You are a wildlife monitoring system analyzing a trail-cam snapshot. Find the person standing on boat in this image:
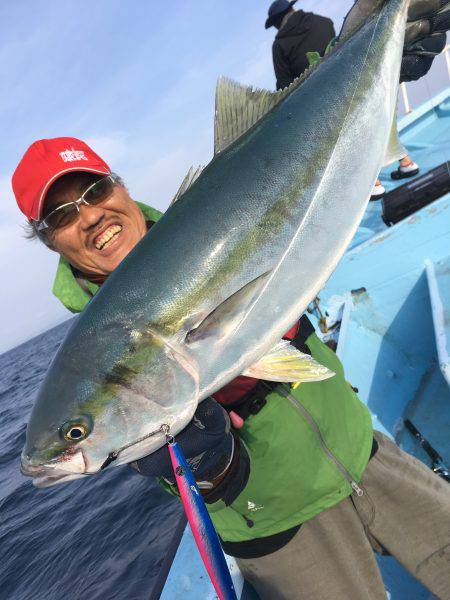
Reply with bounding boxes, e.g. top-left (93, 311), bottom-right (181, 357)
top-left (265, 0), bottom-right (335, 92)
top-left (12, 131), bottom-right (450, 600)
top-left (265, 0), bottom-right (420, 200)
